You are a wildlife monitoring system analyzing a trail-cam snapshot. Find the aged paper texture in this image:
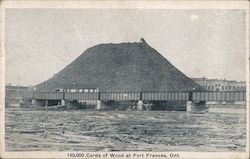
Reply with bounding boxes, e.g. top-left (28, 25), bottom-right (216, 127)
top-left (0, 0), bottom-right (249, 159)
